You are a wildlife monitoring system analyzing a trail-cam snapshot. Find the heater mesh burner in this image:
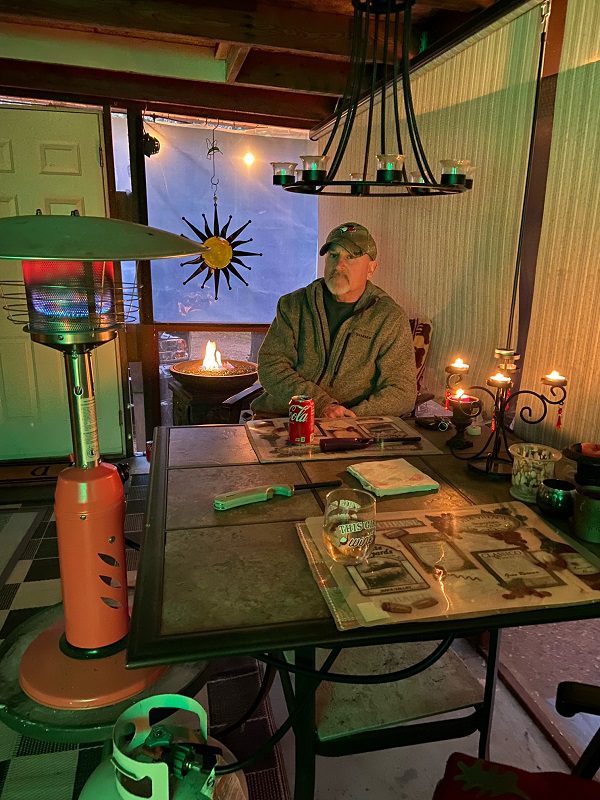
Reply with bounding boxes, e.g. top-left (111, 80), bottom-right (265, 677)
top-left (0, 281), bottom-right (139, 331)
